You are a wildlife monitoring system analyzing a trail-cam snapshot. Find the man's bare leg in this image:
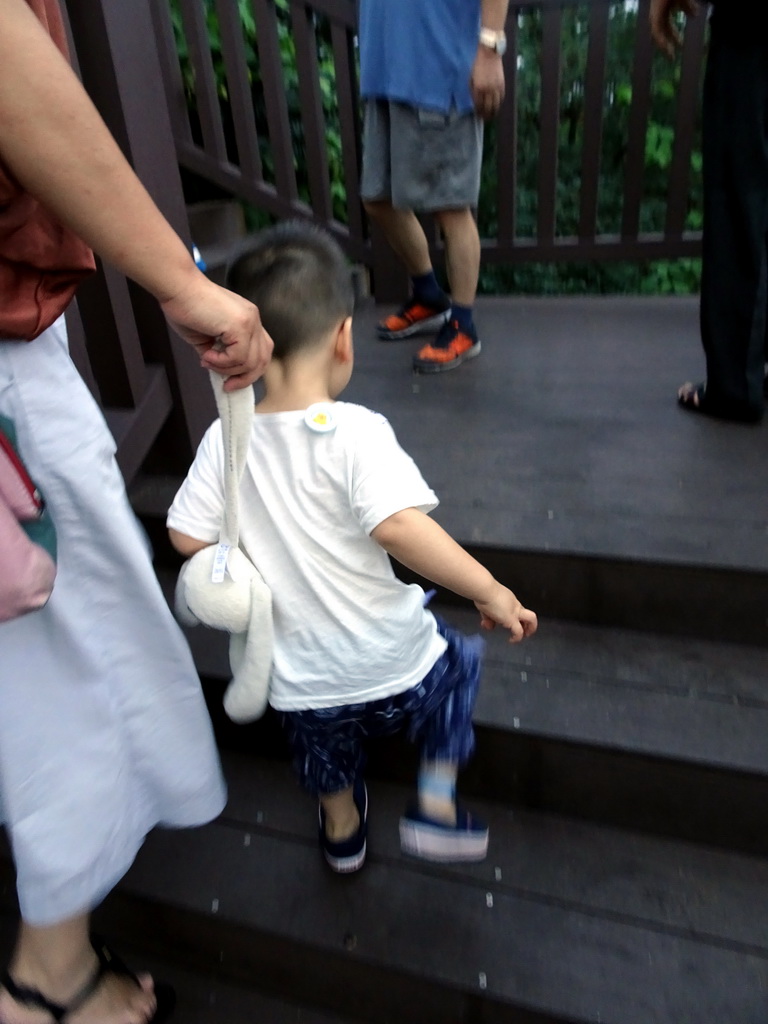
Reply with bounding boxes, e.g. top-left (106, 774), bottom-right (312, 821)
top-left (434, 207), bottom-right (481, 308)
top-left (363, 200), bottom-right (432, 276)
top-left (365, 200), bottom-right (450, 339)
top-left (364, 202), bottom-right (481, 304)
top-left (412, 207), bottom-right (482, 371)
